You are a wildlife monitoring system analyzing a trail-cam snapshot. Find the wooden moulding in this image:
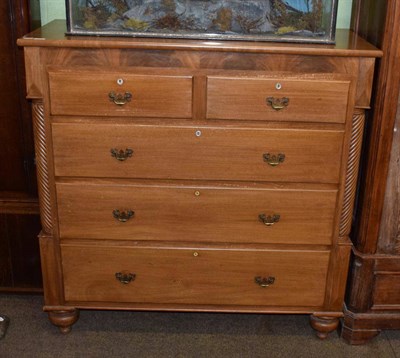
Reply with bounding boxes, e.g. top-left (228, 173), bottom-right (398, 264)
top-left (18, 21), bottom-right (382, 58)
top-left (32, 101), bottom-right (53, 234)
top-left (0, 198), bottom-right (39, 215)
top-left (339, 109), bottom-right (366, 238)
